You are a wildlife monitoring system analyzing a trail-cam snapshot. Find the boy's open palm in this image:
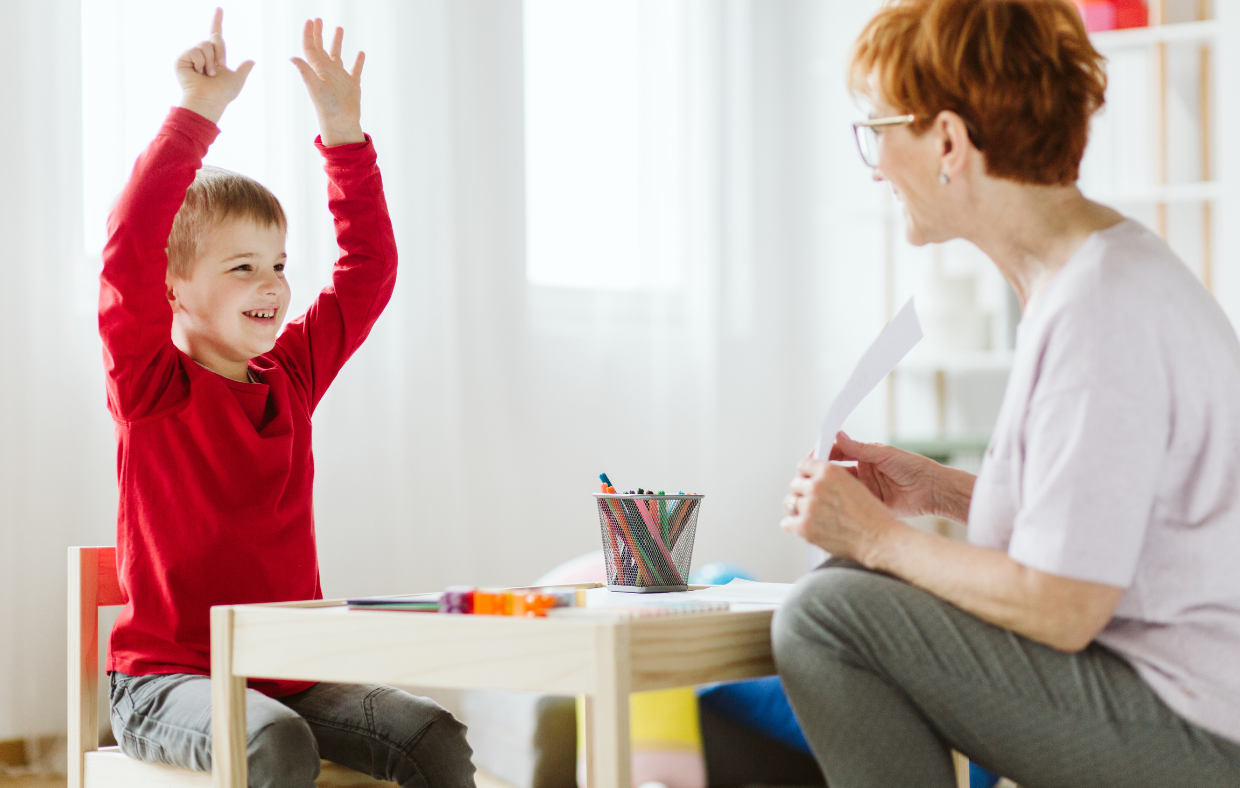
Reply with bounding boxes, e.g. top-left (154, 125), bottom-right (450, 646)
top-left (292, 19), bottom-right (365, 147)
top-left (176, 8), bottom-right (254, 125)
